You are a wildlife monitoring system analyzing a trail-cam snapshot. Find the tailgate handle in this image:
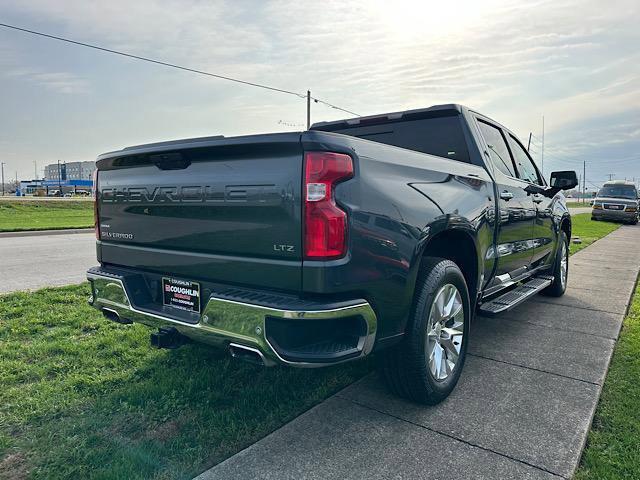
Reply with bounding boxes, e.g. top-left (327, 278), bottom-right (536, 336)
top-left (150, 153), bottom-right (191, 170)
